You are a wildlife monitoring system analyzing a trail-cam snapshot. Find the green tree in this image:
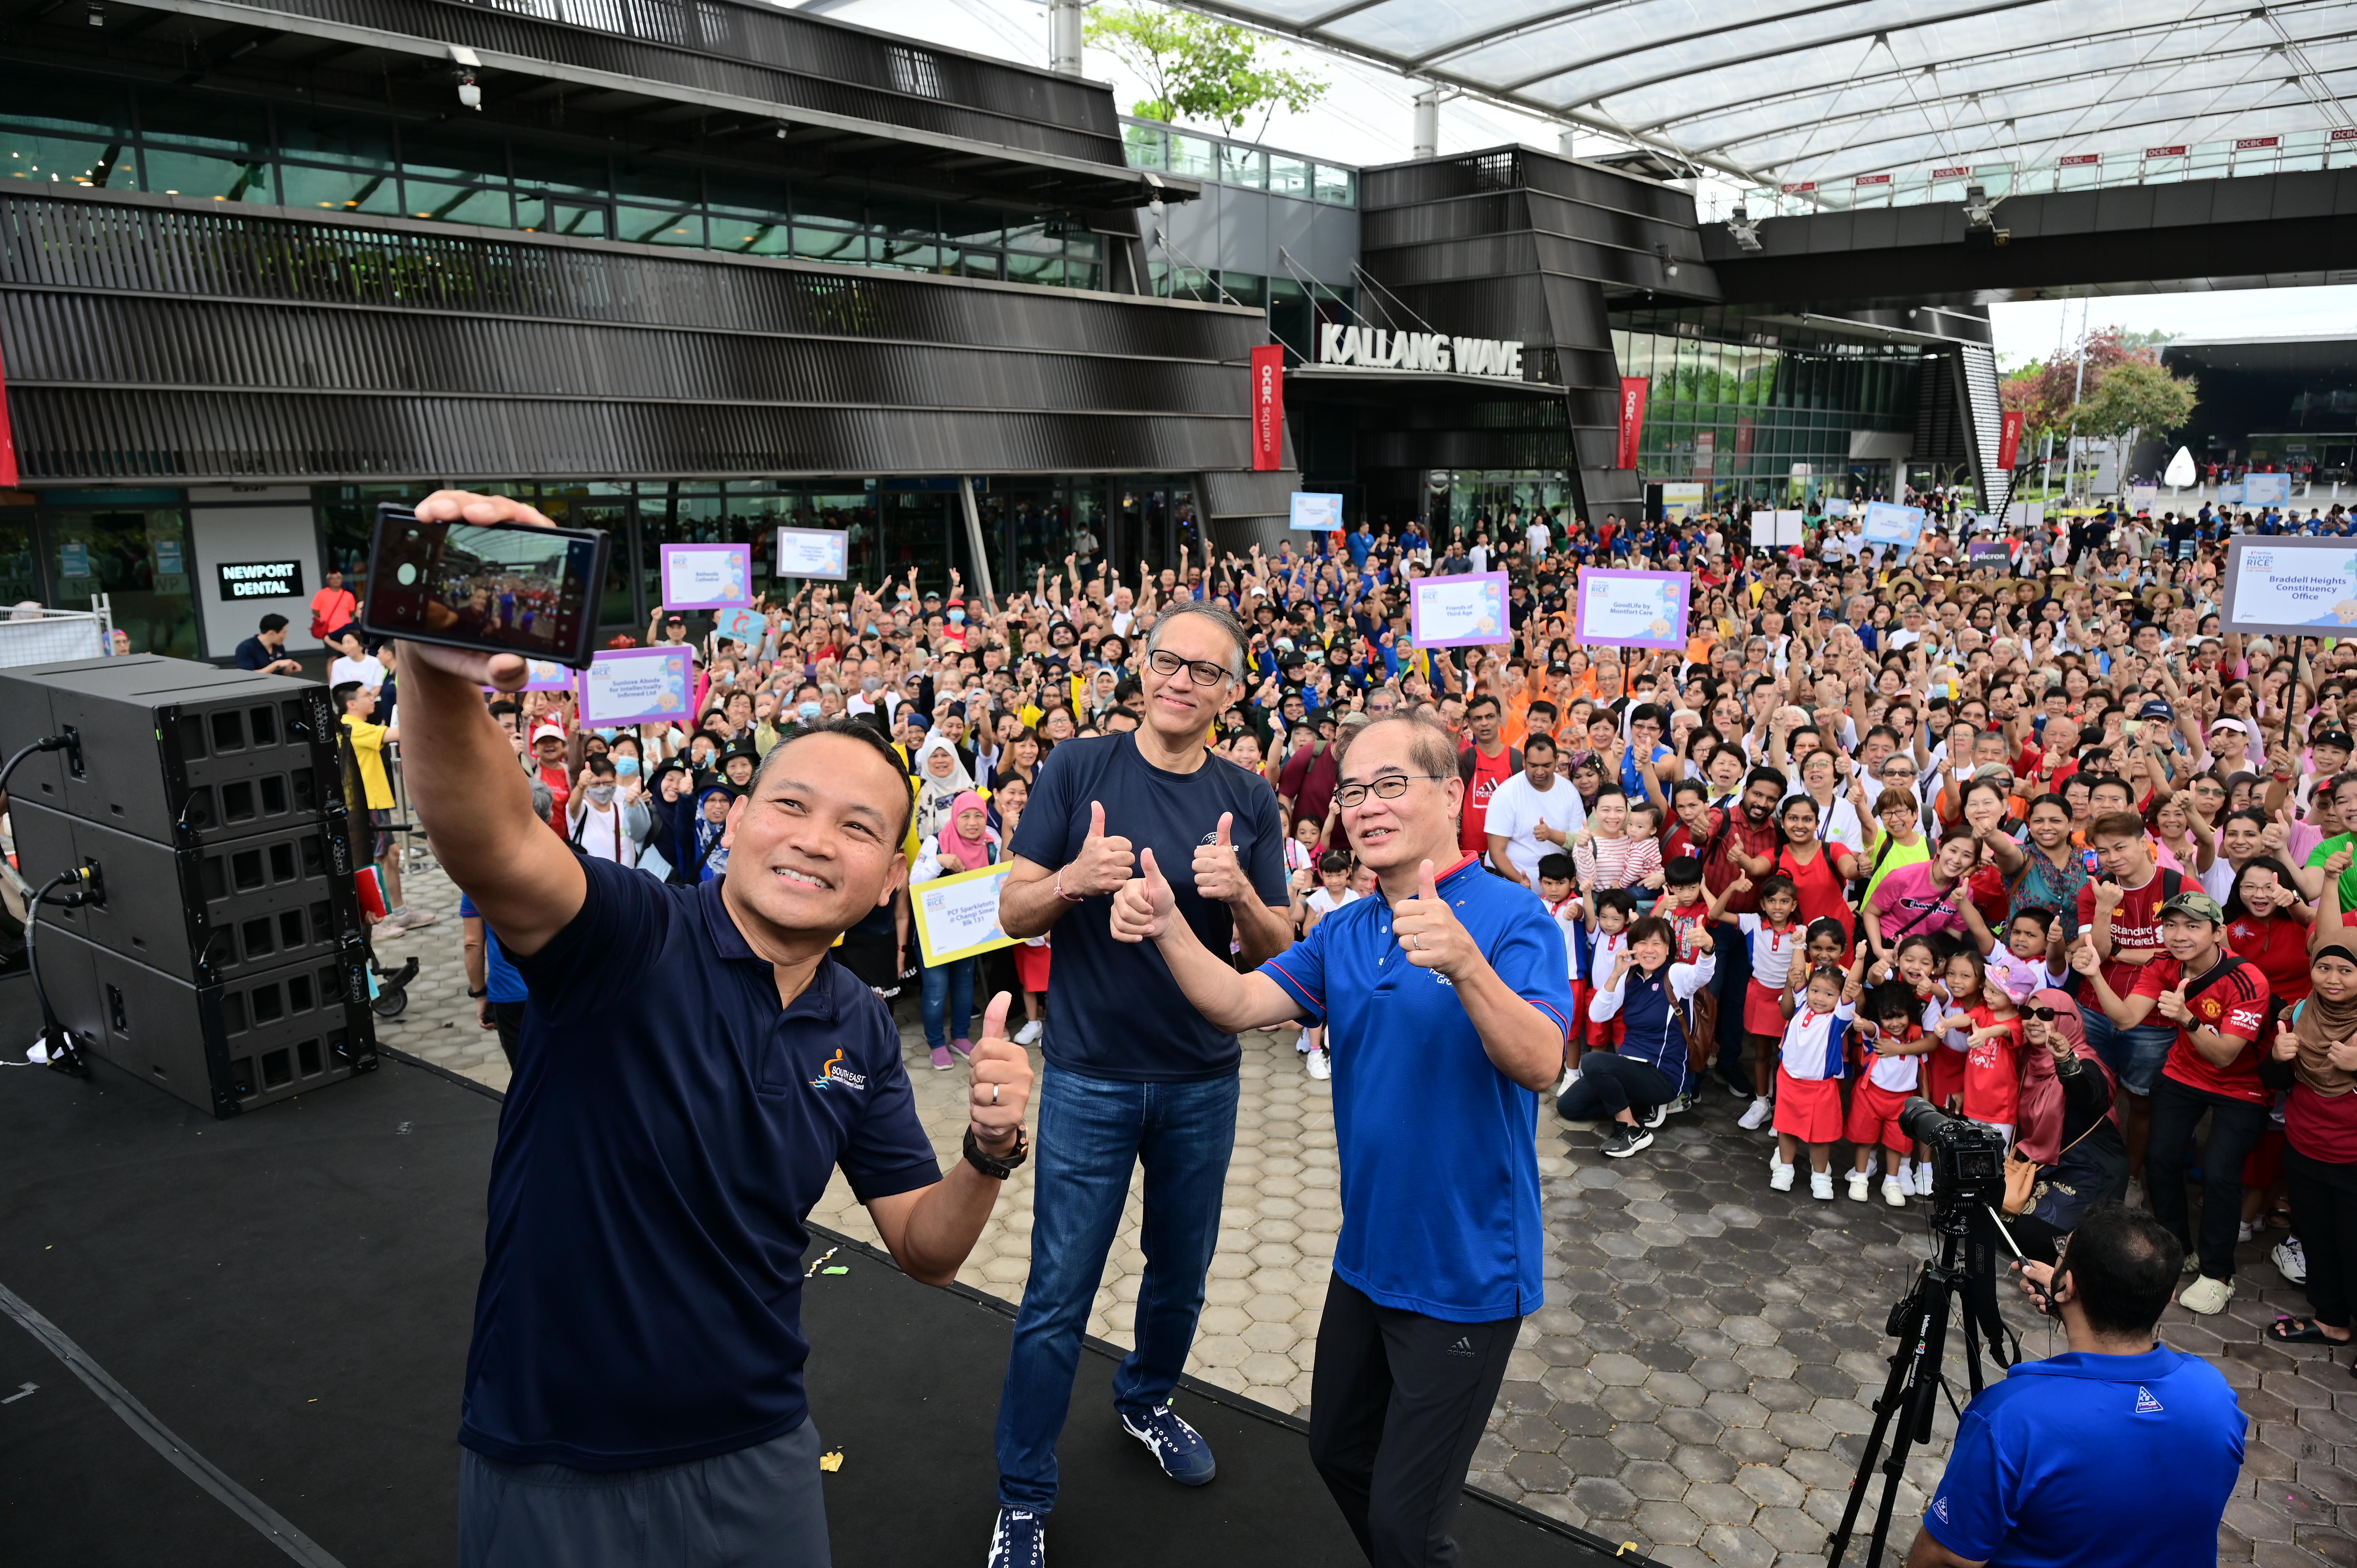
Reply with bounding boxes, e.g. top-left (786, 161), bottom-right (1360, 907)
top-left (1085, 4), bottom-right (1326, 140)
top-left (2075, 357), bottom-right (2197, 443)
